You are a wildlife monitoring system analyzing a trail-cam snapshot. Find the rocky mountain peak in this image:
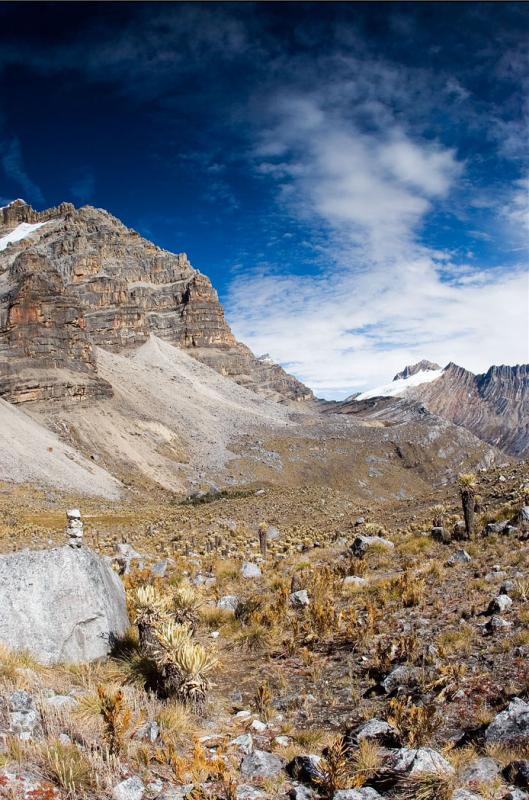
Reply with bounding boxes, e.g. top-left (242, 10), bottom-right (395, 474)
top-left (0, 200), bottom-right (313, 403)
top-left (393, 359), bottom-right (441, 381)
